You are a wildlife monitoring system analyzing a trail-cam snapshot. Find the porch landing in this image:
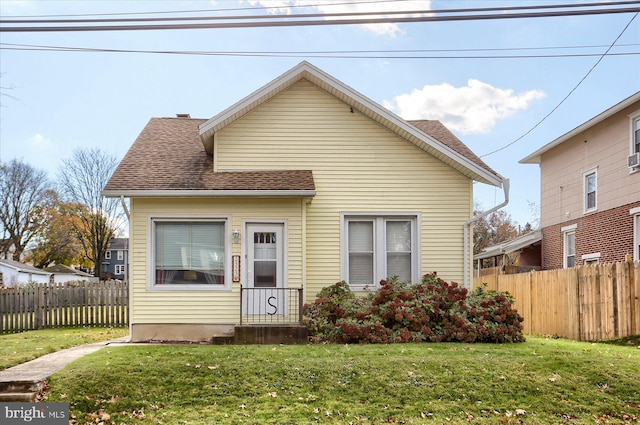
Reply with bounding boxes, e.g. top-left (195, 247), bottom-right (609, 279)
top-left (213, 325), bottom-right (308, 345)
